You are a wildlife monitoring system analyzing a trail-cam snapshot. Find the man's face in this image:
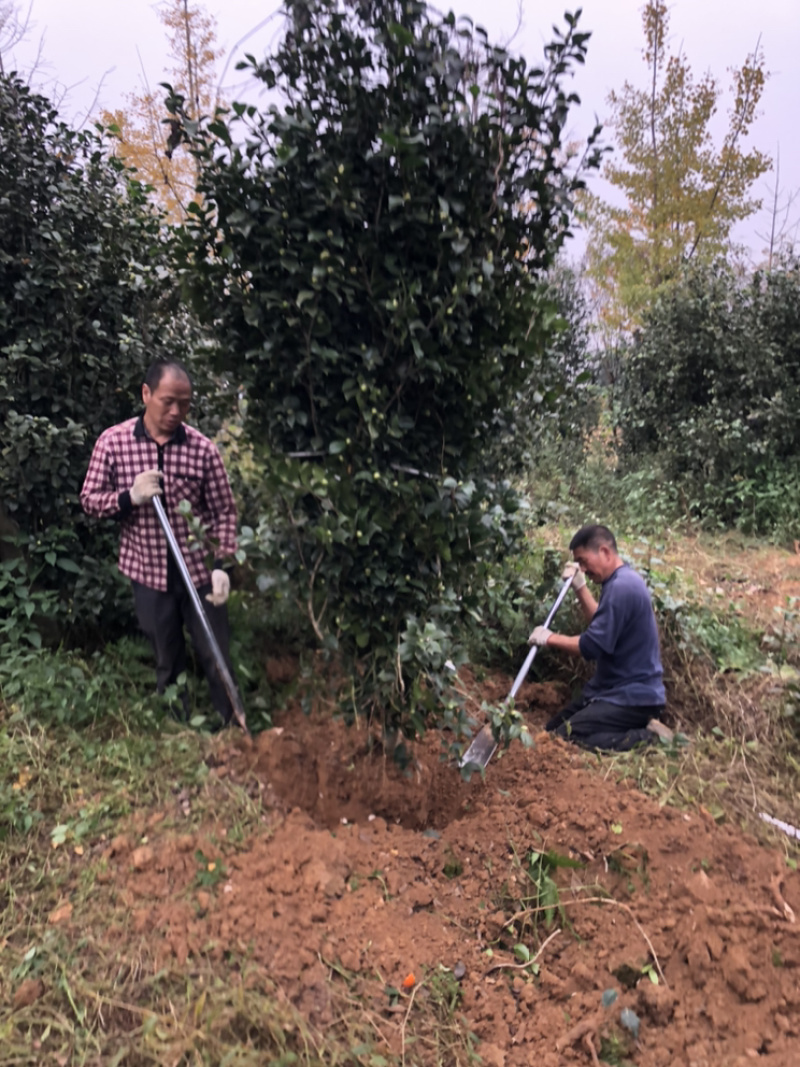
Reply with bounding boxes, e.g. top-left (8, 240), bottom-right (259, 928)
top-left (573, 543), bottom-right (615, 584)
top-left (142, 371), bottom-right (192, 438)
